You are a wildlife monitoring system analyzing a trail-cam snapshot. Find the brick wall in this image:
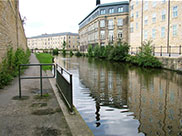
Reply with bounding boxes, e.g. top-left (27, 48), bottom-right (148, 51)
top-left (0, 0), bottom-right (27, 62)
